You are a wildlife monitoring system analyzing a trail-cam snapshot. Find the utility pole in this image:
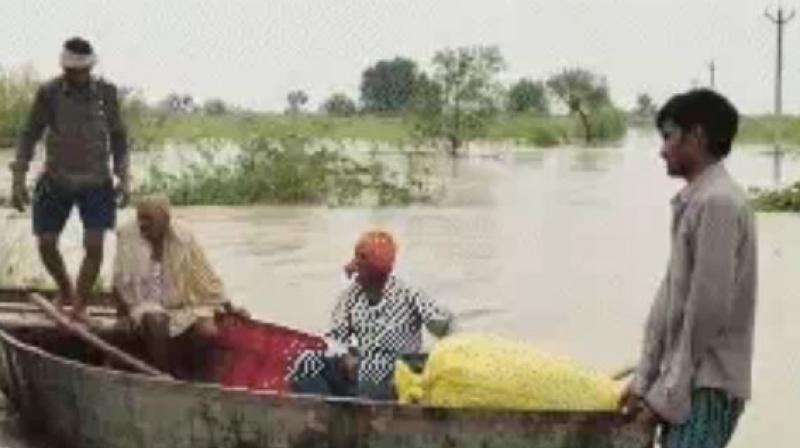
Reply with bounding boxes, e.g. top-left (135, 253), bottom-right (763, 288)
top-left (765, 6), bottom-right (795, 115)
top-left (707, 60), bottom-right (716, 89)
top-left (766, 6), bottom-right (795, 186)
